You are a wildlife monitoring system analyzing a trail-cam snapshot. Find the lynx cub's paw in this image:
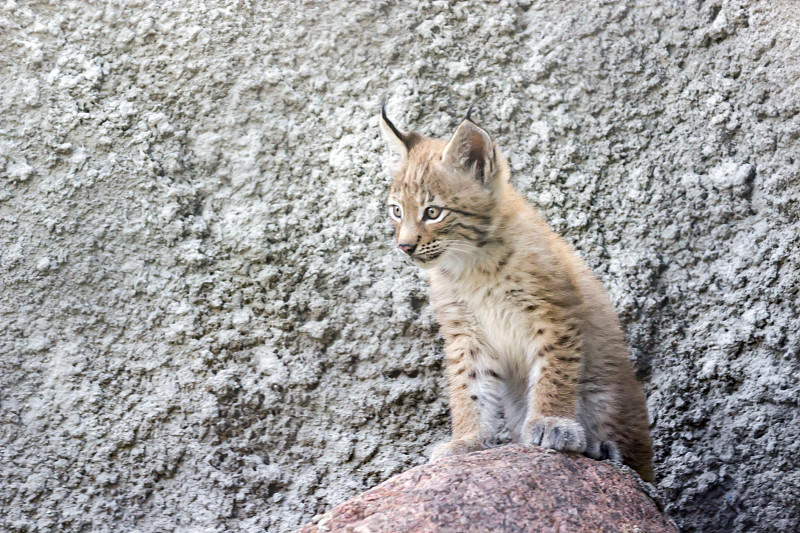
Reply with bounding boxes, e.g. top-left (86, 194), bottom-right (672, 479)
top-left (584, 439), bottom-right (623, 462)
top-left (429, 439), bottom-right (486, 462)
top-left (523, 416), bottom-right (587, 453)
